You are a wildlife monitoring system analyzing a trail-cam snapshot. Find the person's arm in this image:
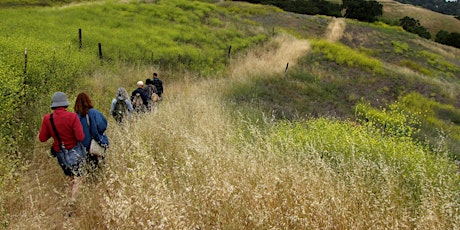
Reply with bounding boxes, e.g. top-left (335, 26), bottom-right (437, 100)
top-left (110, 99), bottom-right (116, 115)
top-left (73, 114), bottom-right (85, 142)
top-left (159, 79), bottom-right (163, 93)
top-left (125, 99), bottom-right (134, 113)
top-left (130, 90), bottom-right (136, 101)
top-left (38, 115), bottom-right (51, 142)
top-left (89, 109), bottom-right (107, 142)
